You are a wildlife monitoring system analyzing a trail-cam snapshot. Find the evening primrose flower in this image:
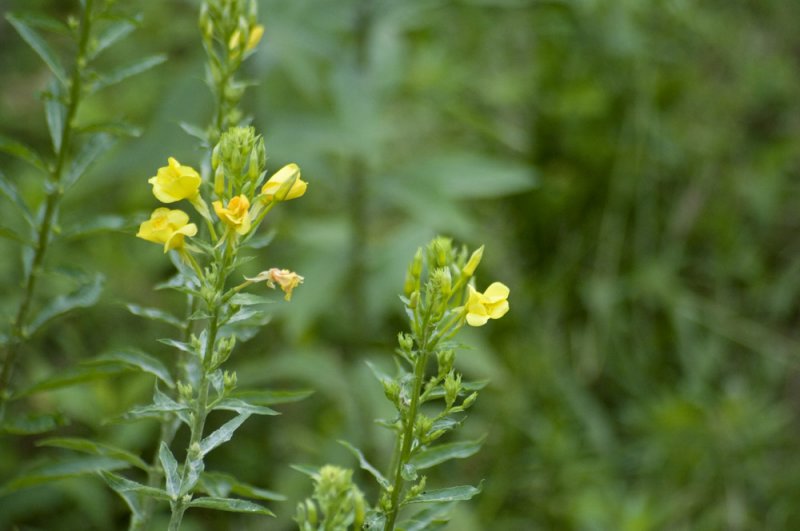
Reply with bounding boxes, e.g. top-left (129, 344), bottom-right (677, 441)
top-left (246, 268), bottom-right (304, 301)
top-left (213, 194), bottom-right (251, 235)
top-left (148, 157), bottom-right (201, 203)
top-left (136, 208), bottom-right (197, 253)
top-left (261, 163), bottom-right (307, 201)
top-left (465, 282), bottom-right (510, 327)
